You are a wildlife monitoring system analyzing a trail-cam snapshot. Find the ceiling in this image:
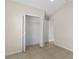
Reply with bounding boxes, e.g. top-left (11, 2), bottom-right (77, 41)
top-left (9, 0), bottom-right (72, 16)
